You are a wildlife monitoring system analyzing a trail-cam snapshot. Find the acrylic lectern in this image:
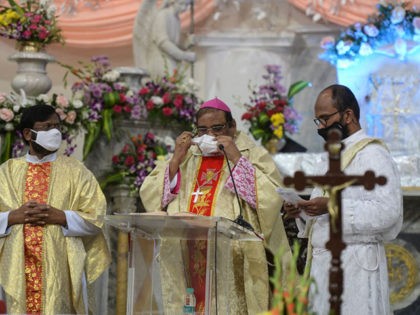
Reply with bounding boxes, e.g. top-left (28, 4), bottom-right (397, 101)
top-left (106, 214), bottom-right (262, 315)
